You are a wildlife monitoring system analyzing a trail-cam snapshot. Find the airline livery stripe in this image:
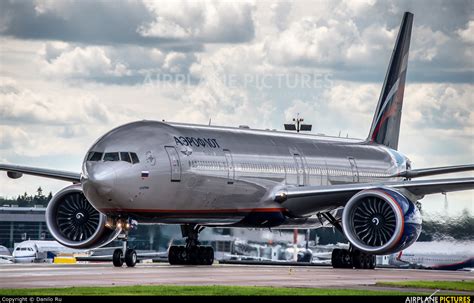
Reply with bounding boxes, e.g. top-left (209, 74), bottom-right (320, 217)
top-left (372, 78), bottom-right (401, 132)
